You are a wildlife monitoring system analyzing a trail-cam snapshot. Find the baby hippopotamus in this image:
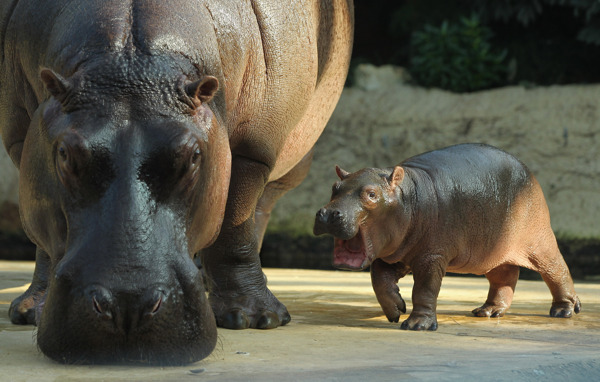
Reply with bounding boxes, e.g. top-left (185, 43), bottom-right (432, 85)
top-left (313, 143), bottom-right (581, 331)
